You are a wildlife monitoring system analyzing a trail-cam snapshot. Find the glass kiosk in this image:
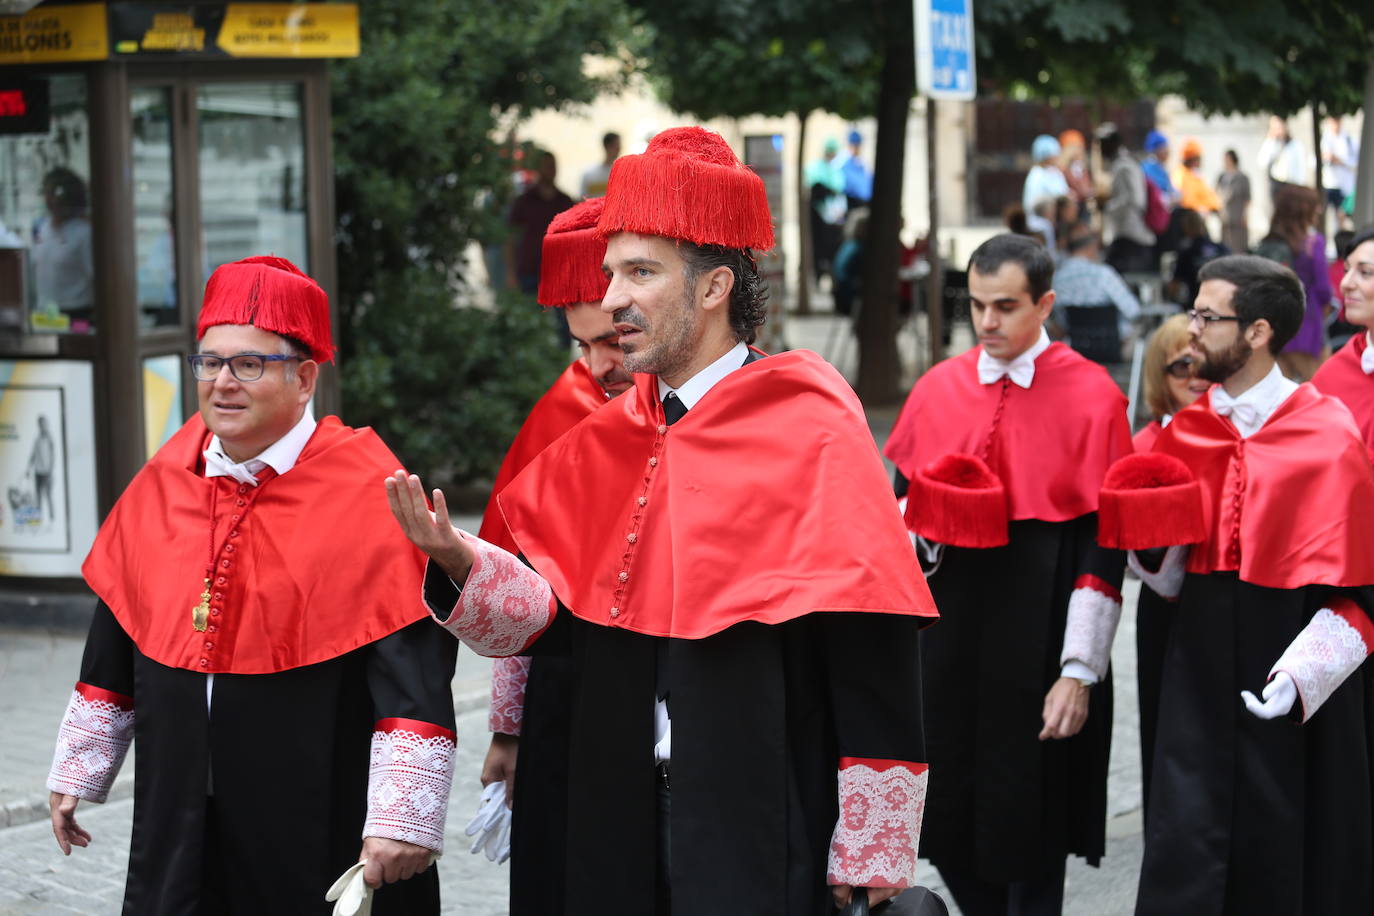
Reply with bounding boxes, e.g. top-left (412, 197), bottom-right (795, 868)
top-left (0, 1), bottom-right (353, 594)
